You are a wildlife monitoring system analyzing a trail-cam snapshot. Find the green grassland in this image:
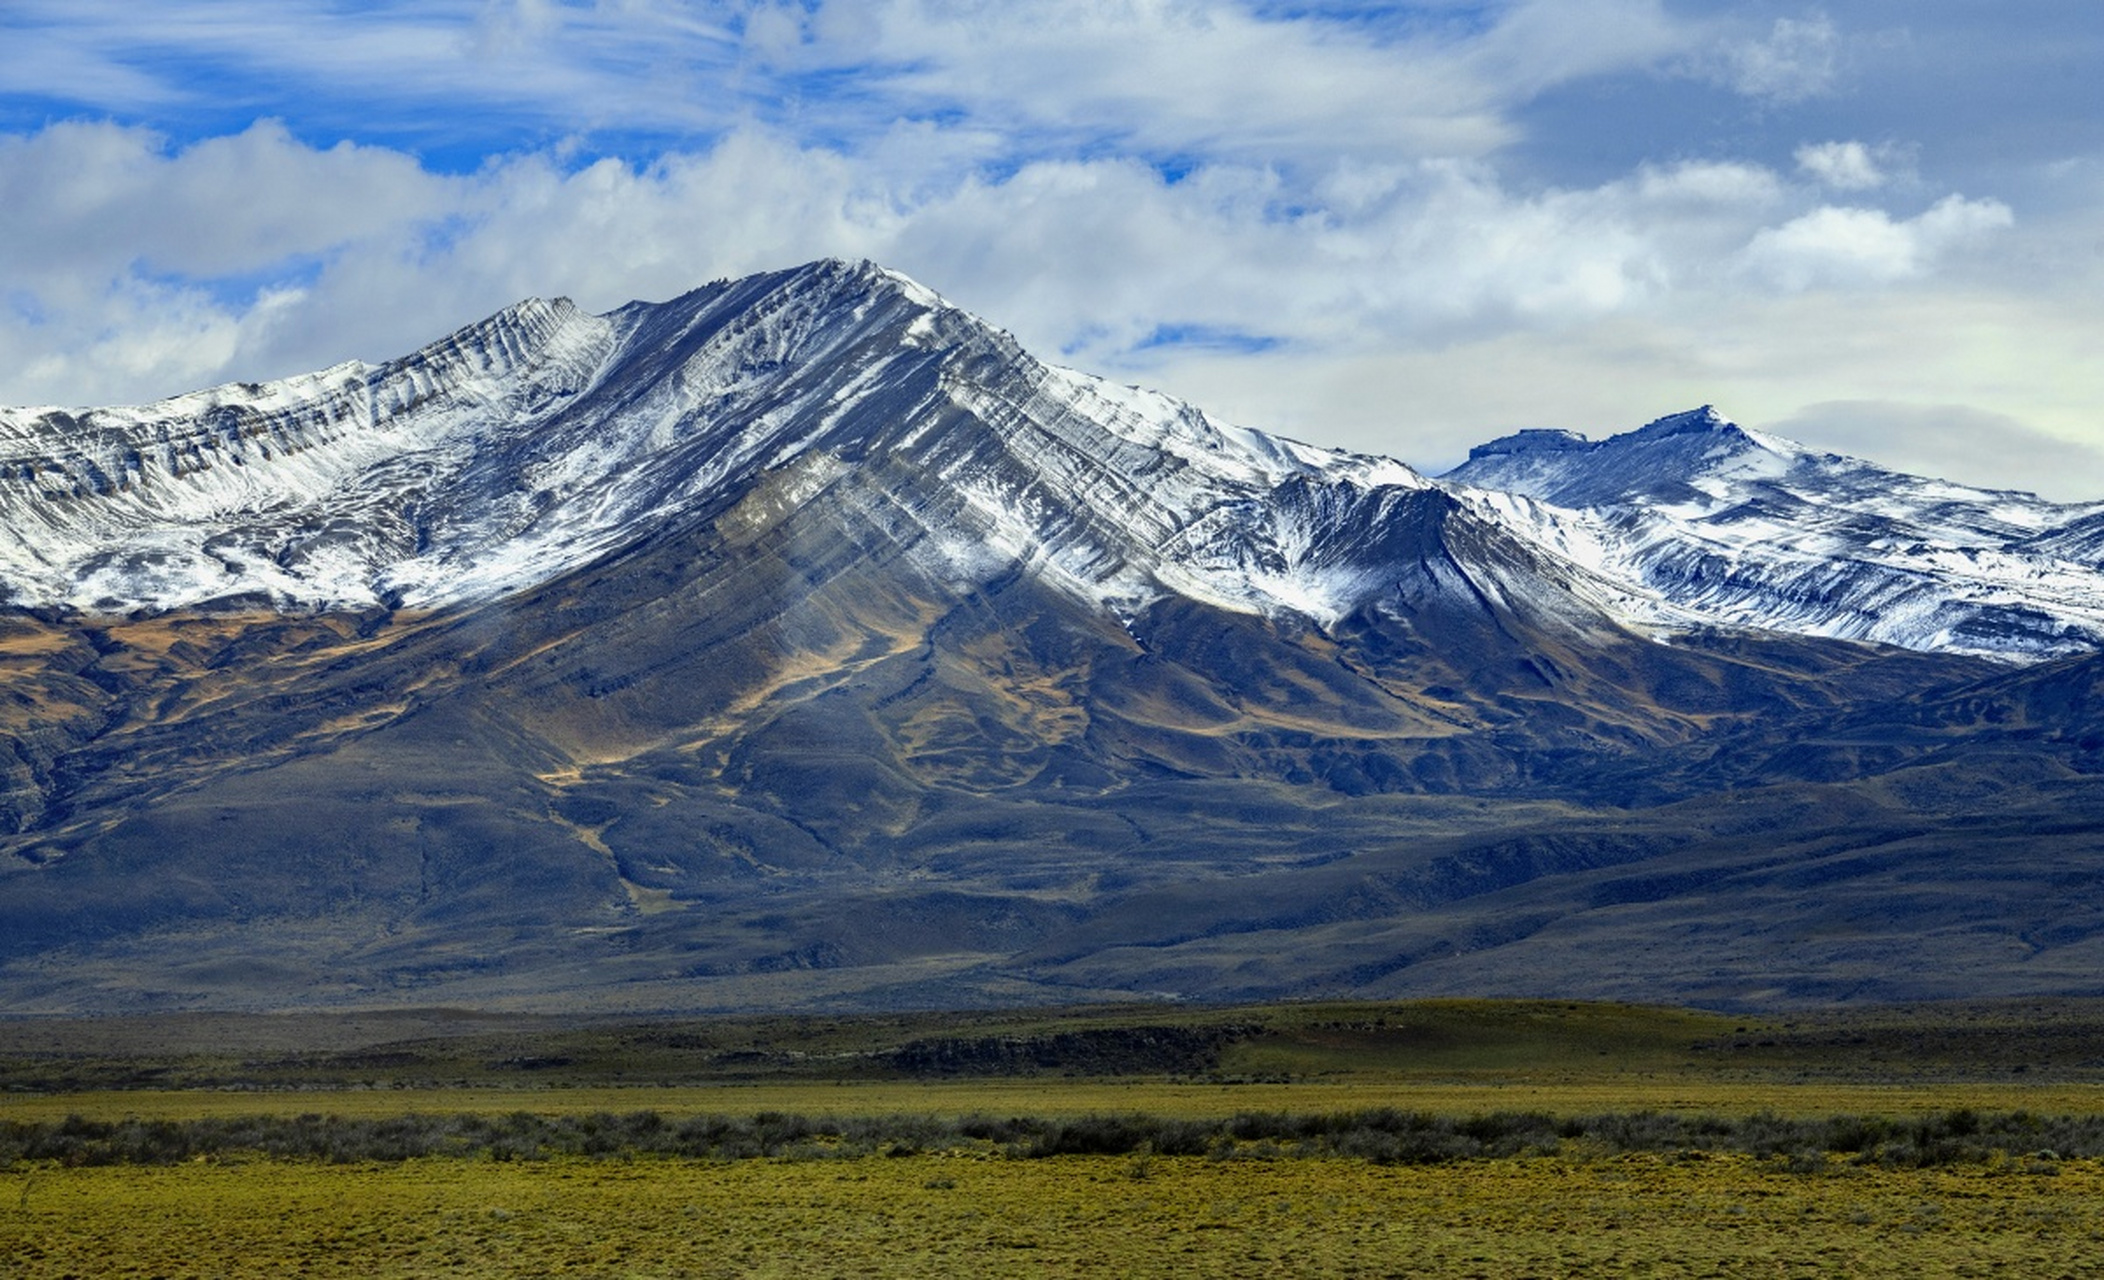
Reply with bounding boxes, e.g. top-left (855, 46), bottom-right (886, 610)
top-left (8, 998), bottom-right (2104, 1276)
